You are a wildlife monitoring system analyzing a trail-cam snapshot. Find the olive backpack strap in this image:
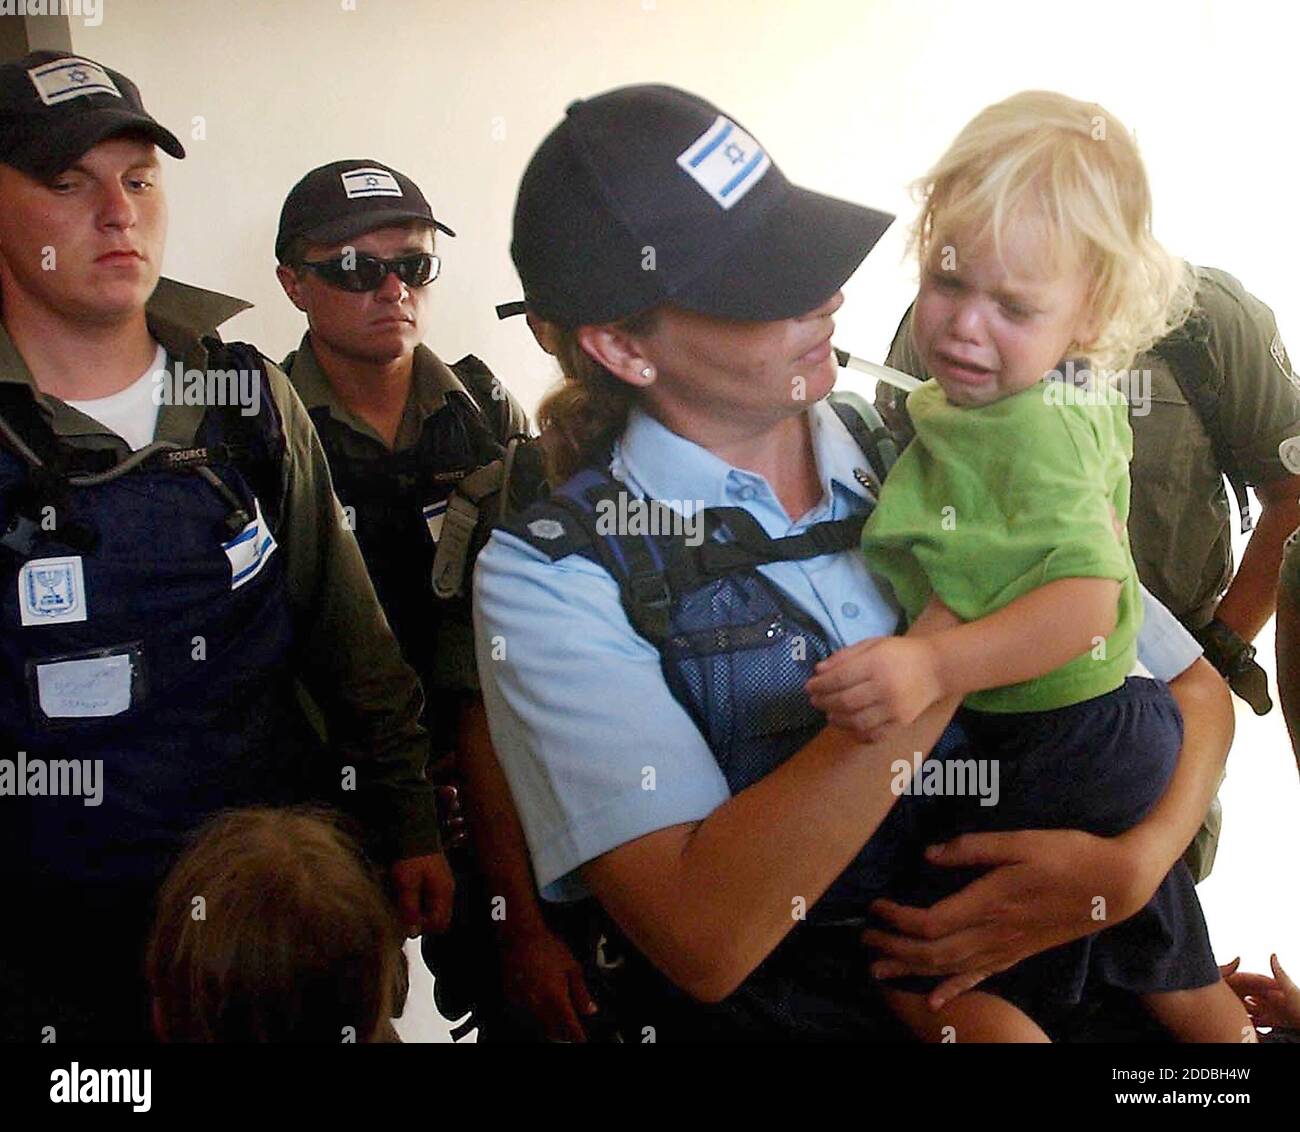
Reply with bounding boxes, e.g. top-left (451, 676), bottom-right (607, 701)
top-left (1150, 312), bottom-right (1254, 534)
top-left (430, 357), bottom-right (547, 599)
